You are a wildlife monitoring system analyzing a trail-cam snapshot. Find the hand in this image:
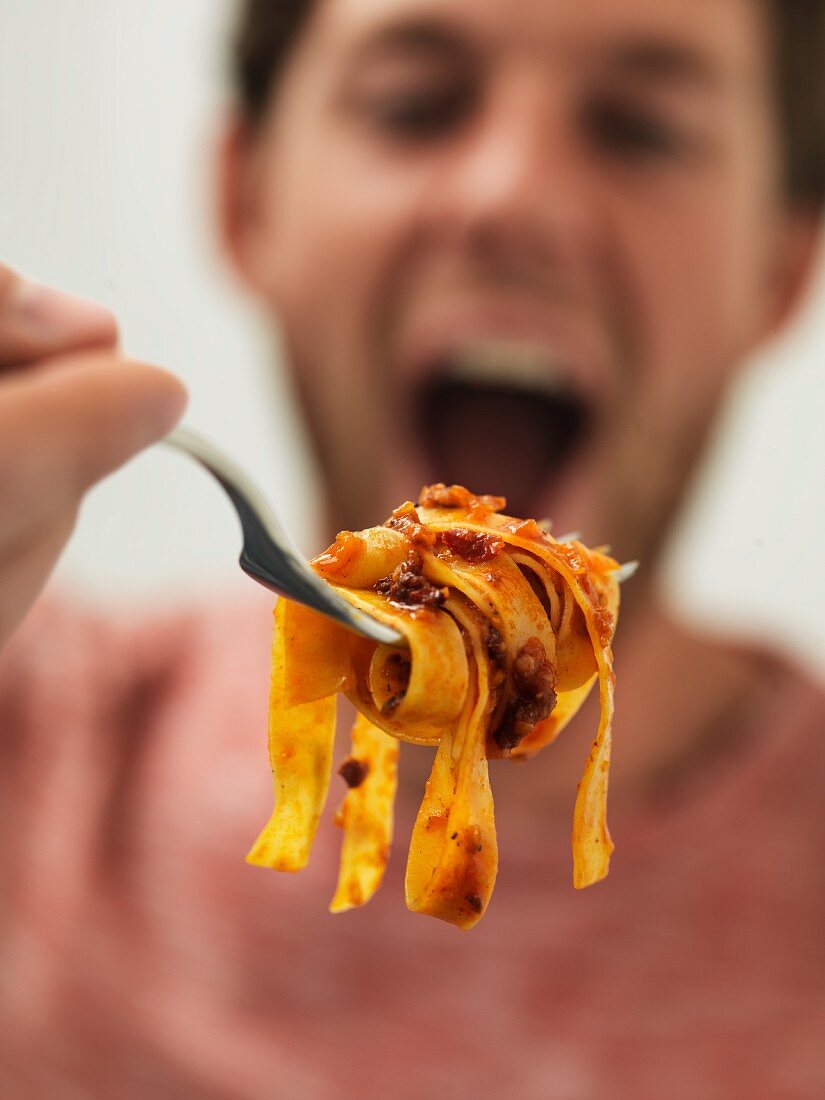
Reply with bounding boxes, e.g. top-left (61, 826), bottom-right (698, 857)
top-left (0, 264), bottom-right (188, 649)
